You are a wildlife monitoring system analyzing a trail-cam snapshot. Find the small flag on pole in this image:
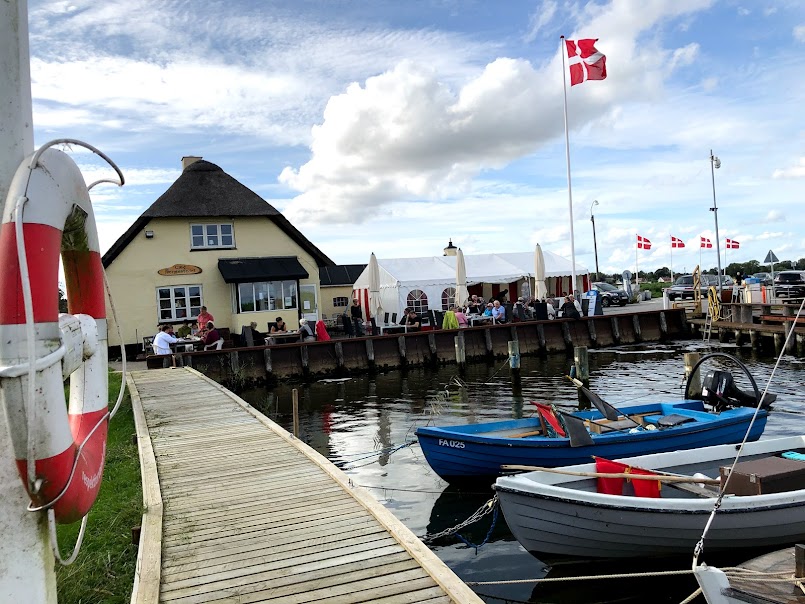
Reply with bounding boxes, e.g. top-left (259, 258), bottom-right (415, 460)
top-left (565, 39), bottom-right (607, 86)
top-left (726, 238), bottom-right (740, 249)
top-left (671, 236), bottom-right (685, 248)
top-left (637, 235), bottom-right (652, 250)
top-left (700, 237), bottom-right (713, 249)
